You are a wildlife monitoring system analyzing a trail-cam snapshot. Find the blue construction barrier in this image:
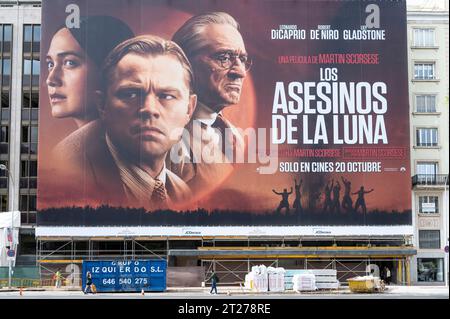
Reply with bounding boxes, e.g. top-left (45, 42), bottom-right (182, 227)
top-left (81, 260), bottom-right (166, 293)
